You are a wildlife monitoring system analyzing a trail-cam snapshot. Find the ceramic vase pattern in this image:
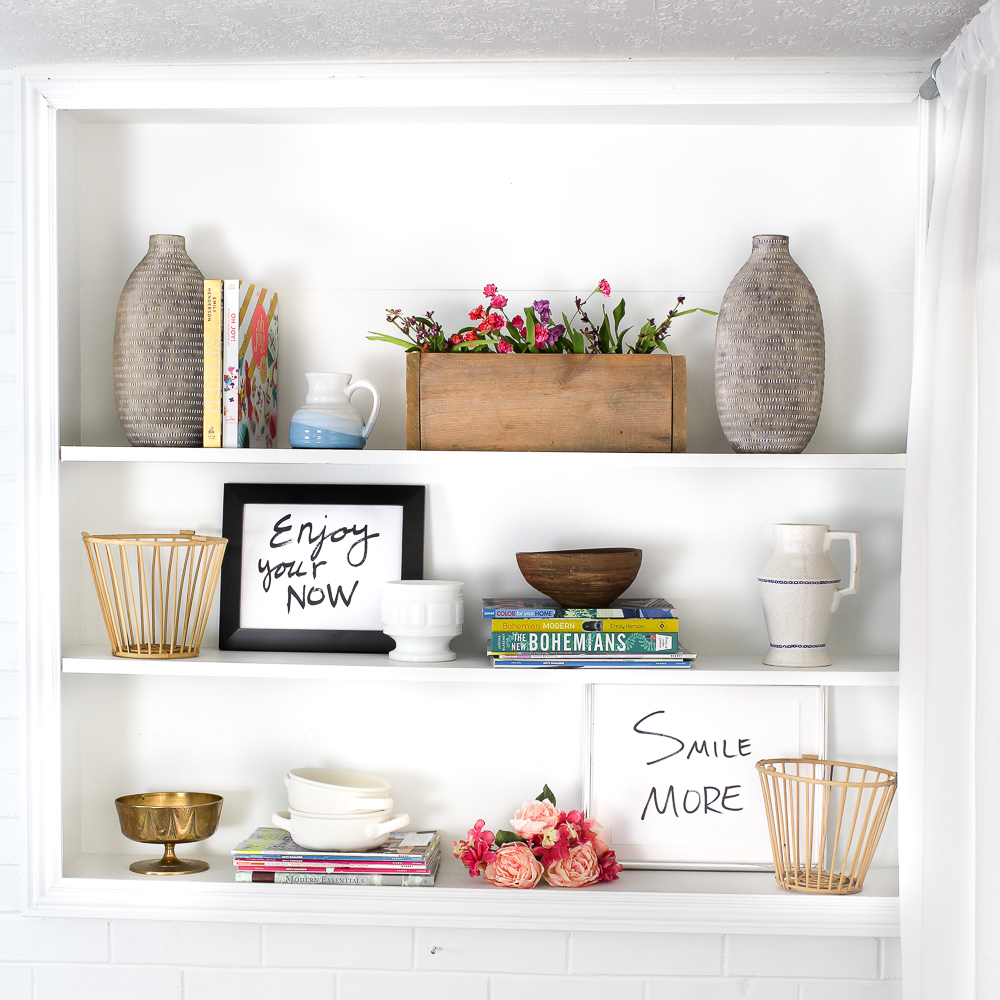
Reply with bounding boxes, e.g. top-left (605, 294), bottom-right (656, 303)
top-left (715, 235), bottom-right (824, 454)
top-left (289, 372), bottom-right (381, 449)
top-left (113, 234), bottom-right (205, 446)
top-left (759, 524), bottom-right (860, 667)
top-left (381, 581), bottom-right (464, 662)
